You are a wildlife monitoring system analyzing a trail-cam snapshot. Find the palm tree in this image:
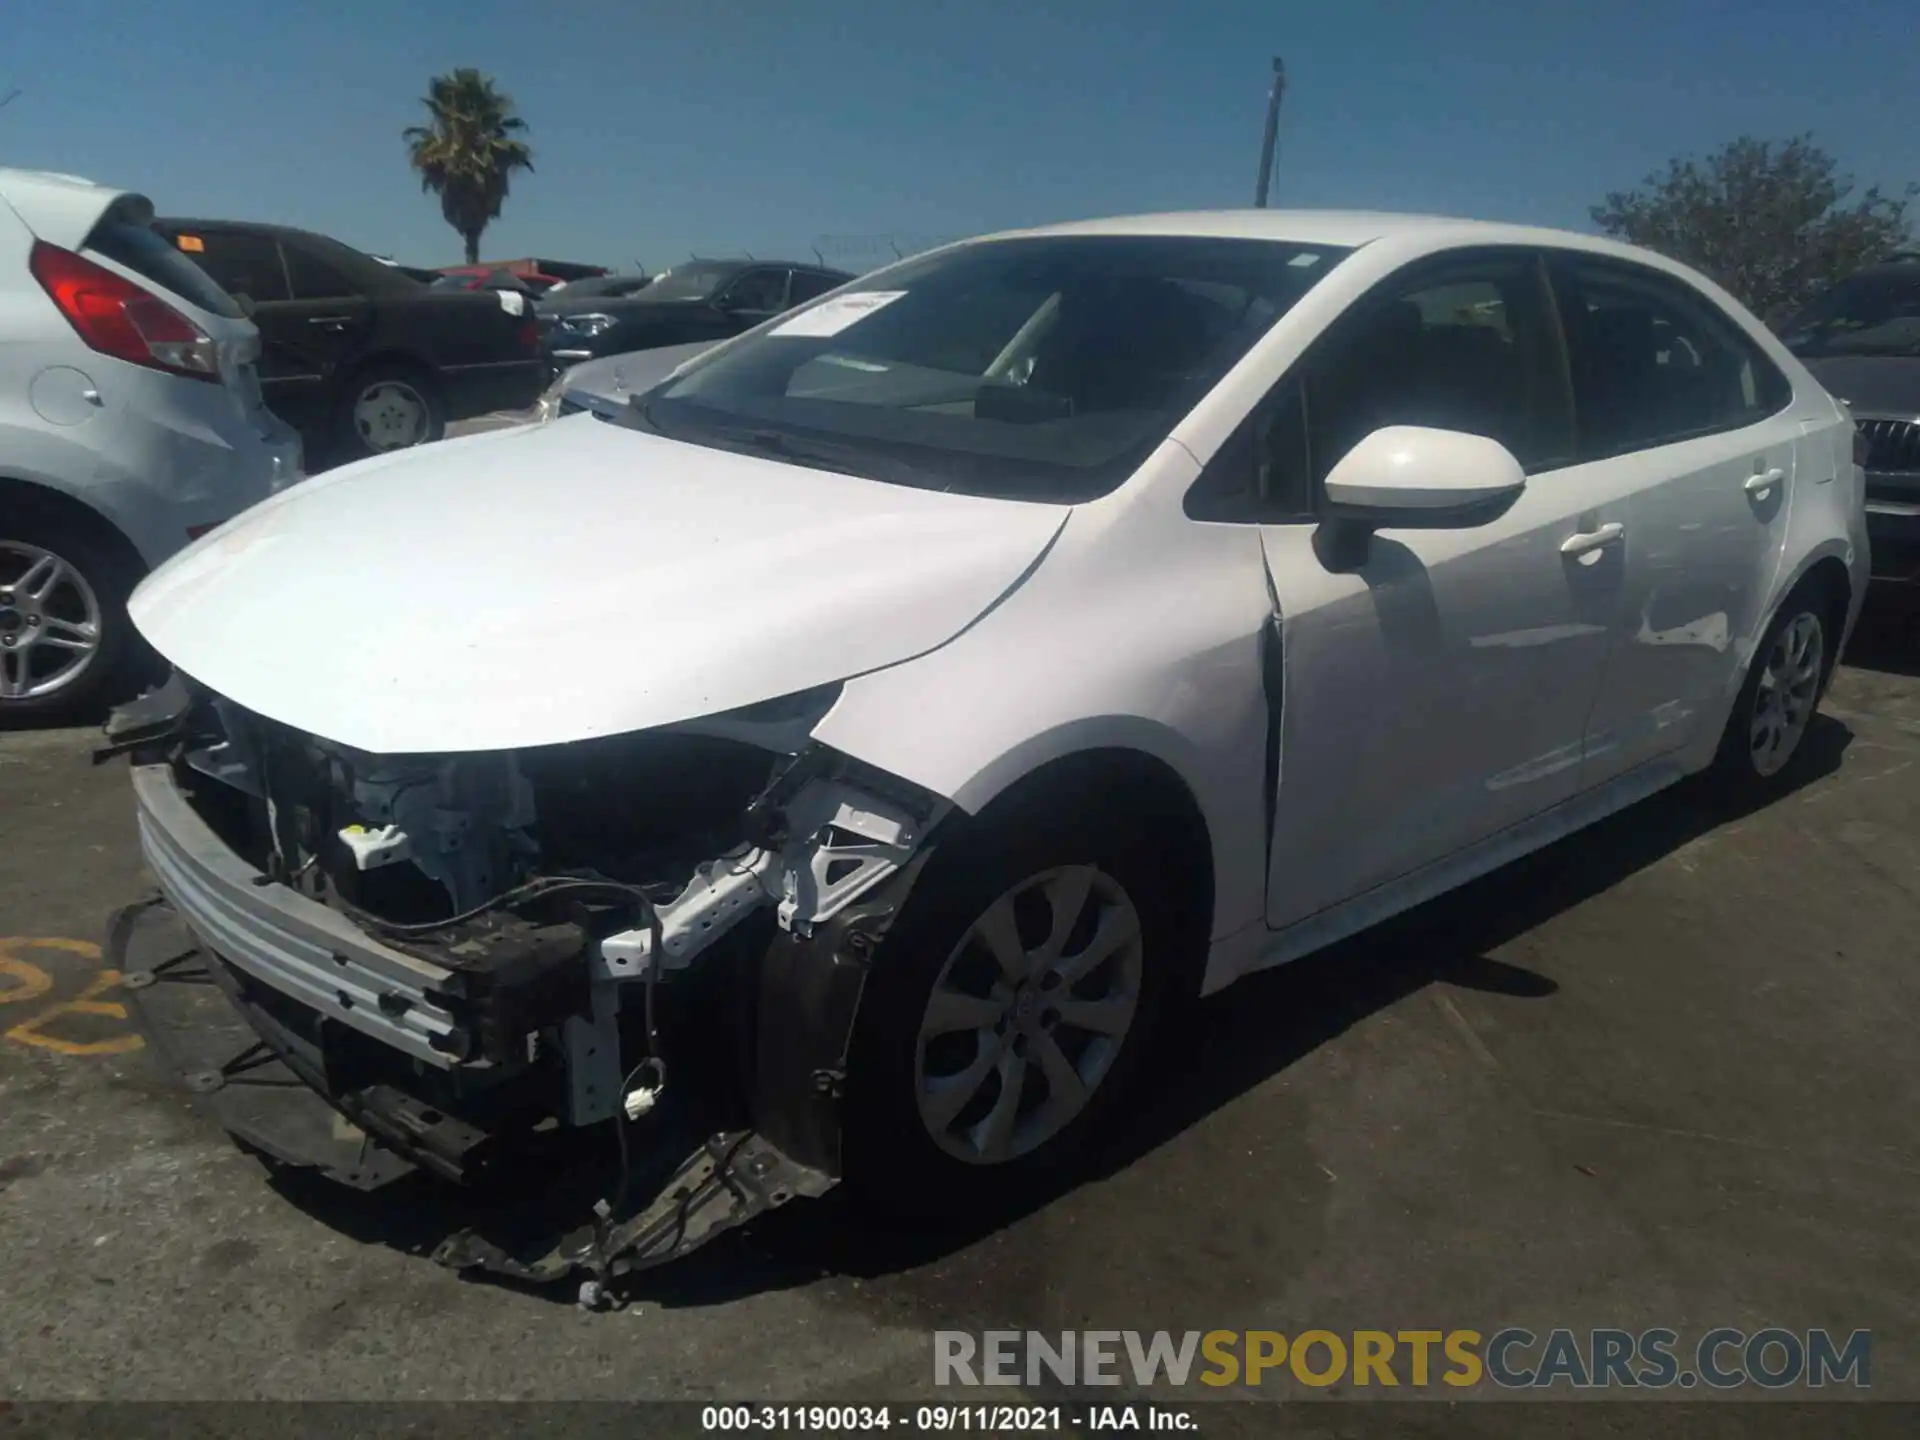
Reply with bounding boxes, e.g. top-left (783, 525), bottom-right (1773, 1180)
top-left (403, 69), bottom-right (534, 265)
